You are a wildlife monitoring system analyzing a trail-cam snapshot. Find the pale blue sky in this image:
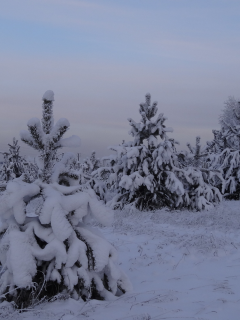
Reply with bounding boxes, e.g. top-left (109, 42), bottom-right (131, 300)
top-left (1, 0), bottom-right (240, 159)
